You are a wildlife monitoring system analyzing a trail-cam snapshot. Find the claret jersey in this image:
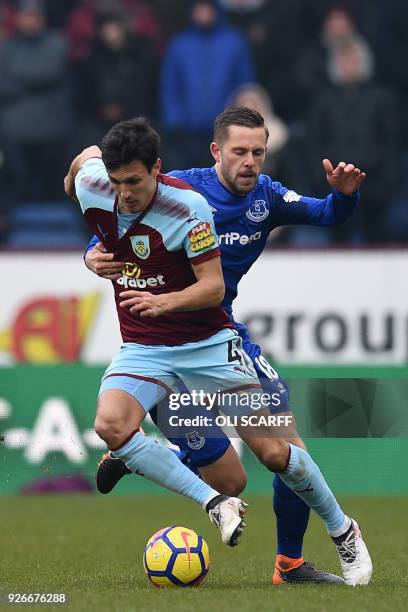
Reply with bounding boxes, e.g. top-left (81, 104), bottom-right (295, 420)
top-left (75, 158), bottom-right (231, 345)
